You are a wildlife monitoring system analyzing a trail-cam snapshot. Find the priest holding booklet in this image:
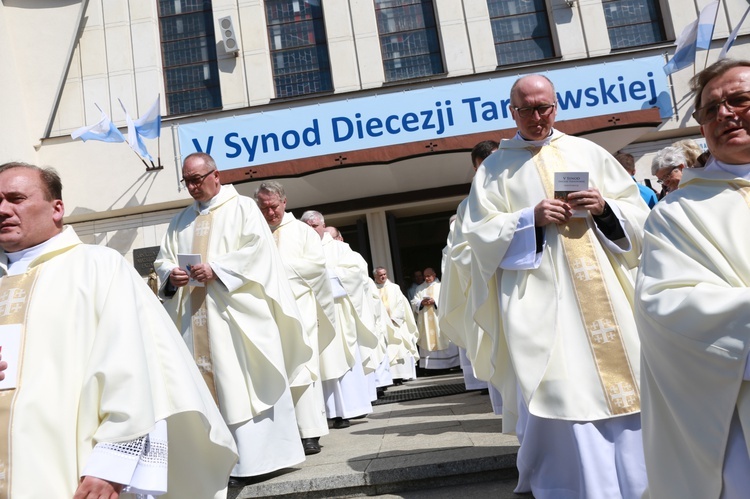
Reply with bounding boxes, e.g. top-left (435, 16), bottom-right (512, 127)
top-left (460, 74), bottom-right (651, 498)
